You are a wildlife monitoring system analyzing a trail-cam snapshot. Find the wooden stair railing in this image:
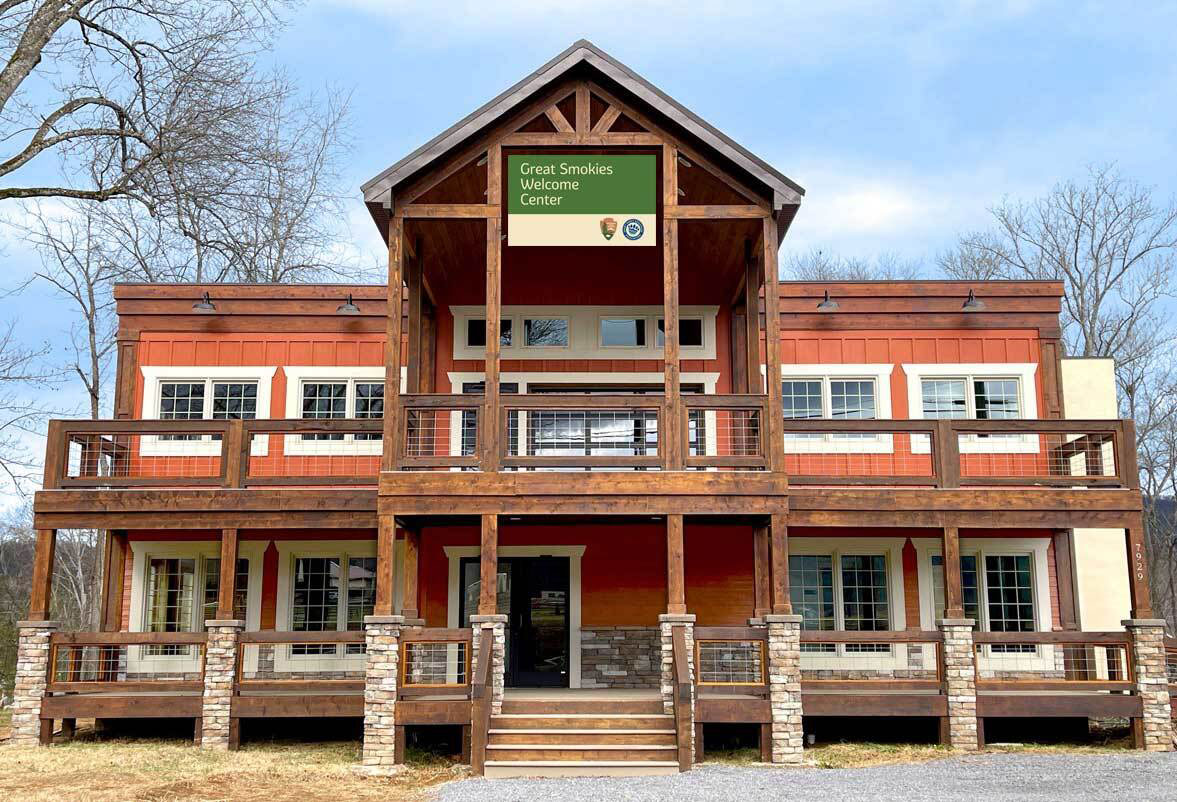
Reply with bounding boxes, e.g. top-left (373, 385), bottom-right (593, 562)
top-left (671, 626), bottom-right (693, 772)
top-left (470, 631), bottom-right (493, 776)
